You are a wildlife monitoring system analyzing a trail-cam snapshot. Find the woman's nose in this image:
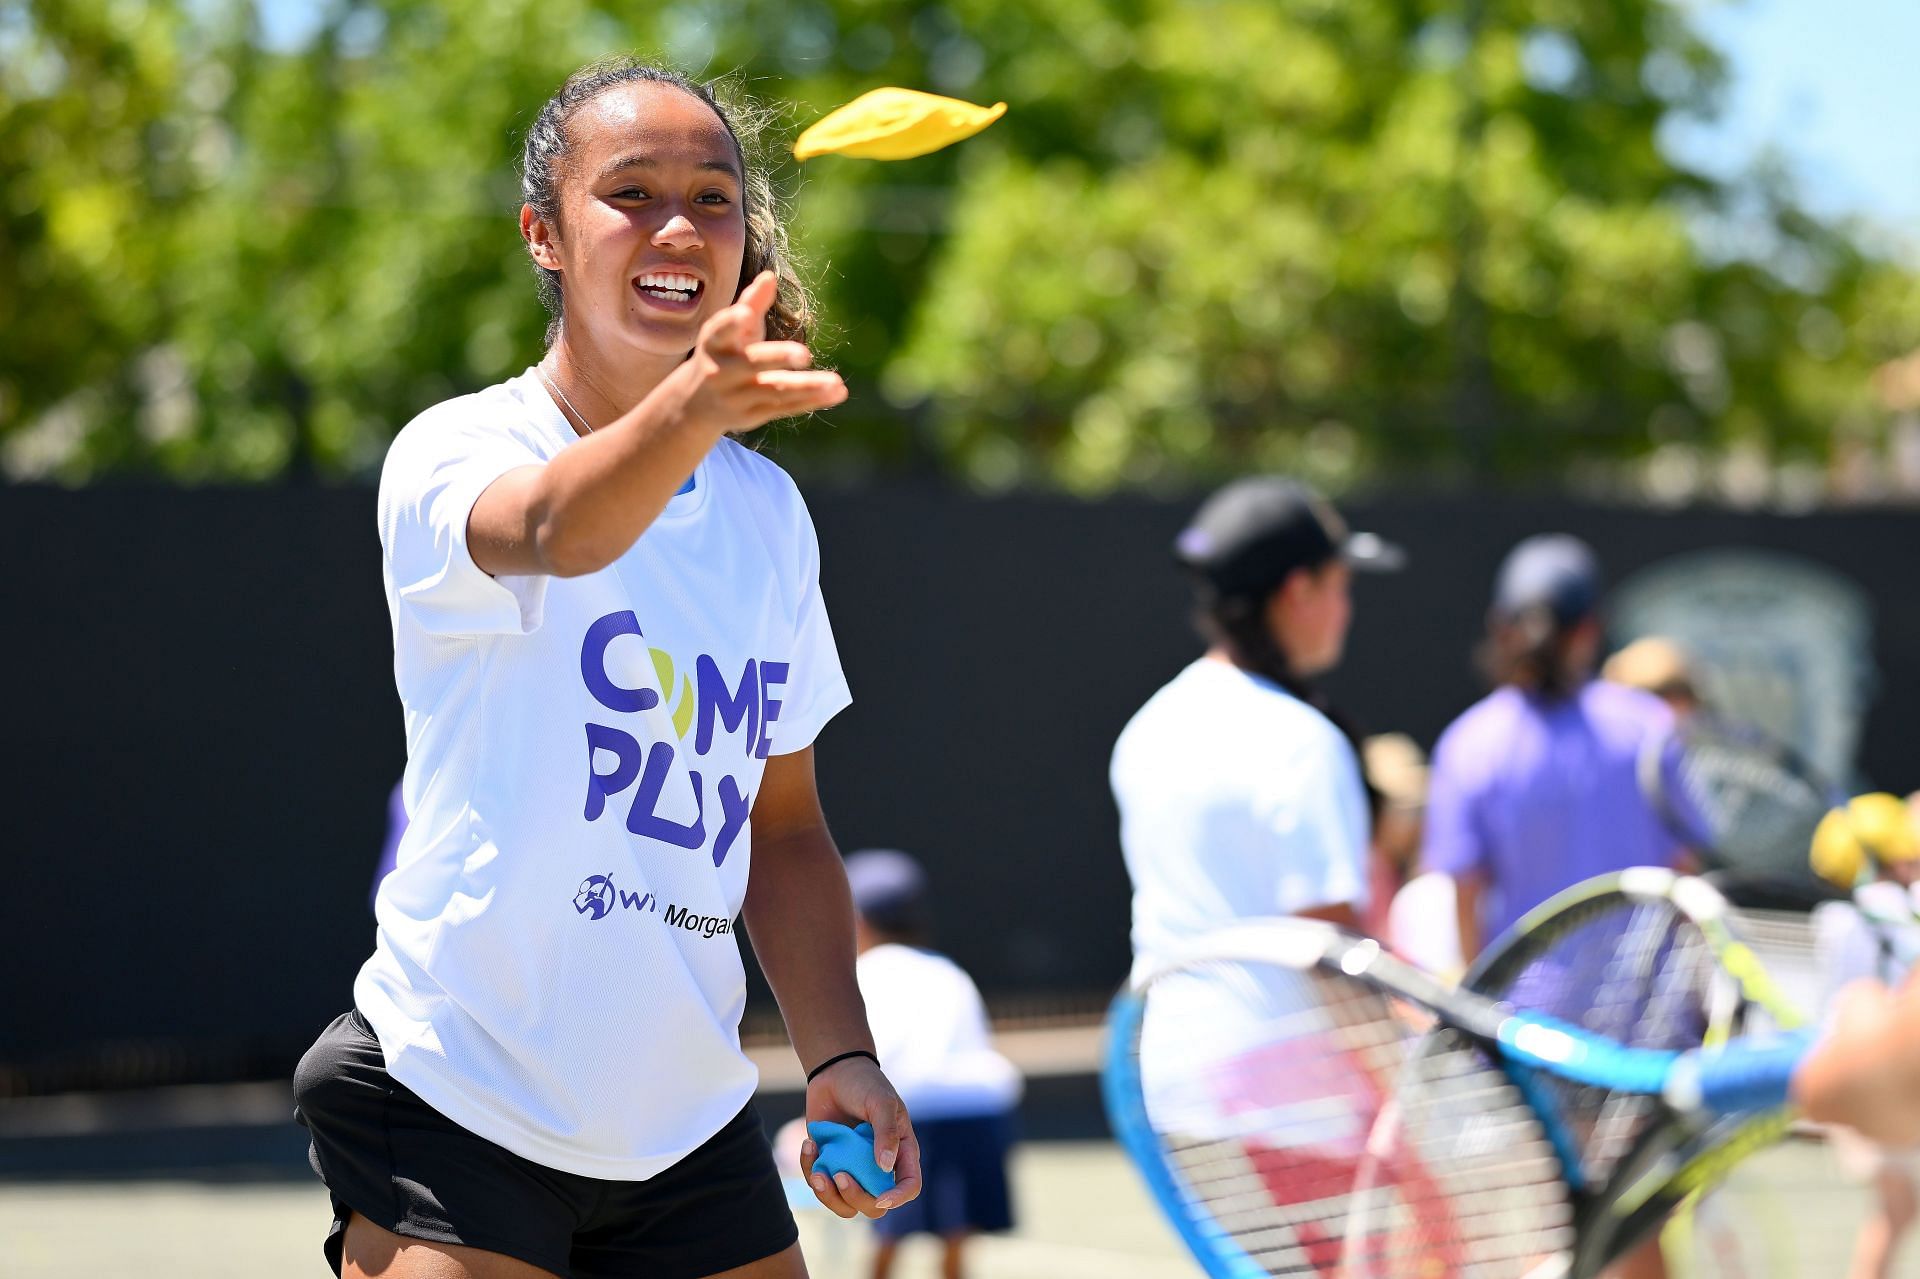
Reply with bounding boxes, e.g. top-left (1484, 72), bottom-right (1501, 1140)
top-left (652, 214), bottom-right (702, 250)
